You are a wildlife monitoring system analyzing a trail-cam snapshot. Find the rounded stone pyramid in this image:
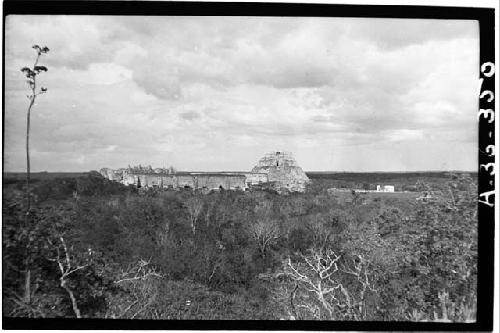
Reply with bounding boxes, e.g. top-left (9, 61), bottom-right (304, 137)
top-left (251, 151), bottom-right (310, 192)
